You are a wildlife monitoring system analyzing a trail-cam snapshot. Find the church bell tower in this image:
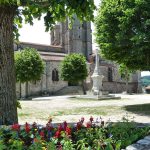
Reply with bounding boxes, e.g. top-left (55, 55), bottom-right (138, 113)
top-left (50, 16), bottom-right (92, 59)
